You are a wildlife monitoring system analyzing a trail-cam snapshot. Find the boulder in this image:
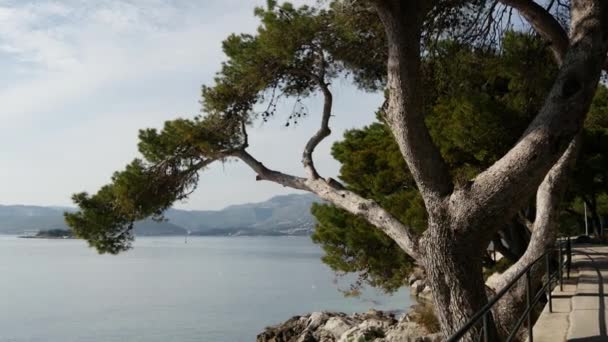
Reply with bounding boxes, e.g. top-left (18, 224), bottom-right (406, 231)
top-left (382, 322), bottom-right (436, 342)
top-left (257, 316), bottom-right (308, 342)
top-left (321, 317), bottom-right (352, 339)
top-left (410, 280), bottom-right (425, 296)
top-left (419, 285), bottom-right (433, 301)
top-left (257, 309), bottom-right (439, 342)
top-left (307, 312), bottom-right (330, 330)
top-left (337, 325), bottom-right (385, 342)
